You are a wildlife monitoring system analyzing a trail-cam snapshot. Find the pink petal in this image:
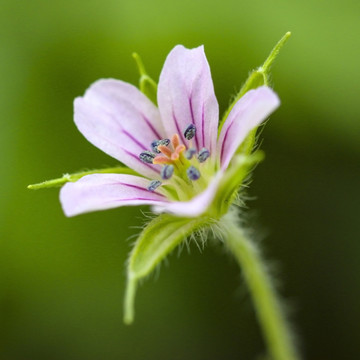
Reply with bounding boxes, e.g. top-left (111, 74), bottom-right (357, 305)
top-left (157, 45), bottom-right (219, 156)
top-left (152, 172), bottom-right (223, 217)
top-left (74, 79), bottom-right (166, 179)
top-left (60, 174), bottom-right (169, 217)
top-left (218, 86), bottom-right (280, 170)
